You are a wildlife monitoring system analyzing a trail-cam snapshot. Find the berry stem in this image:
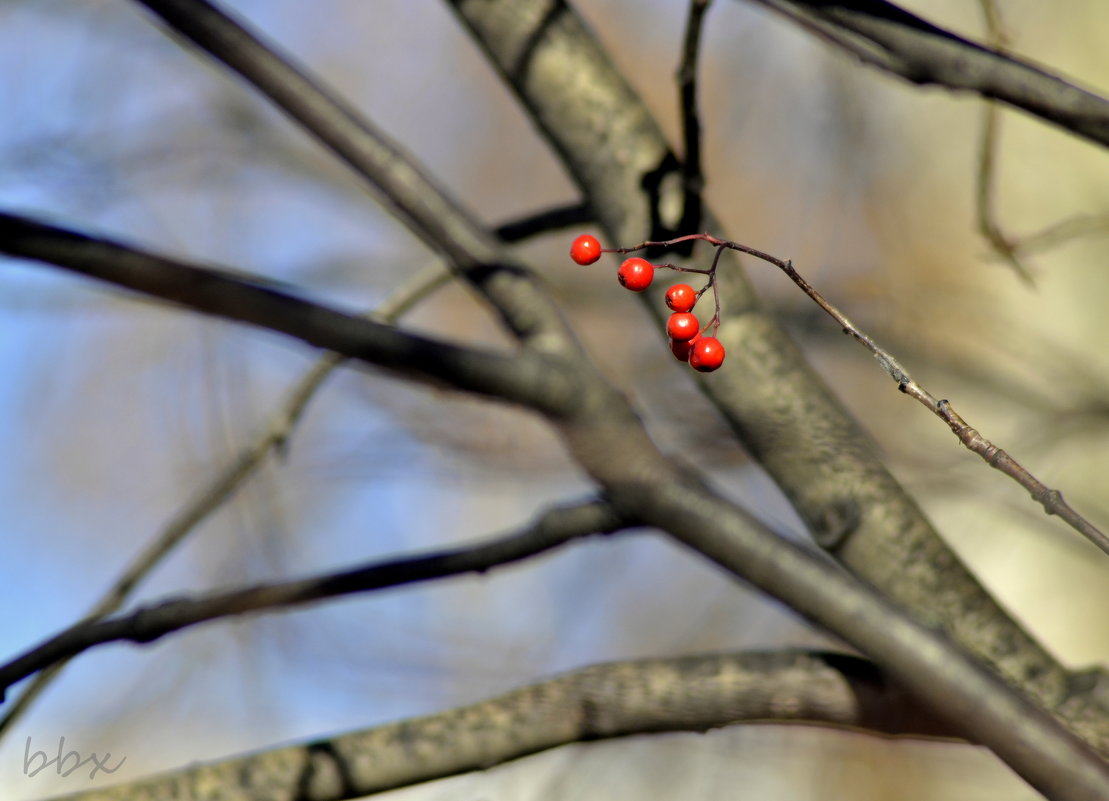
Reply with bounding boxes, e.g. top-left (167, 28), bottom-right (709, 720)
top-left (706, 243), bottom-right (725, 335)
top-left (610, 231), bottom-right (1109, 558)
